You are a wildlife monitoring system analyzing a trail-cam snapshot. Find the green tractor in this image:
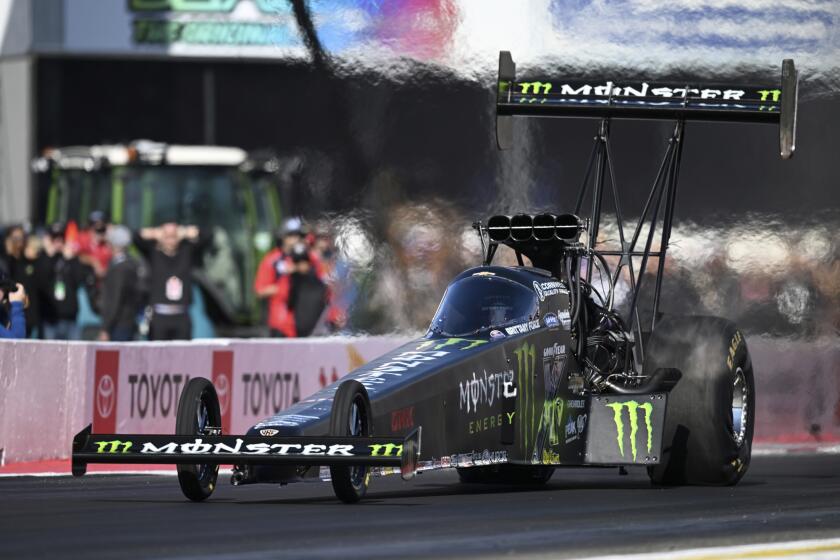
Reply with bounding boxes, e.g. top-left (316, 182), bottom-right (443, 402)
top-left (33, 140), bottom-right (288, 336)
